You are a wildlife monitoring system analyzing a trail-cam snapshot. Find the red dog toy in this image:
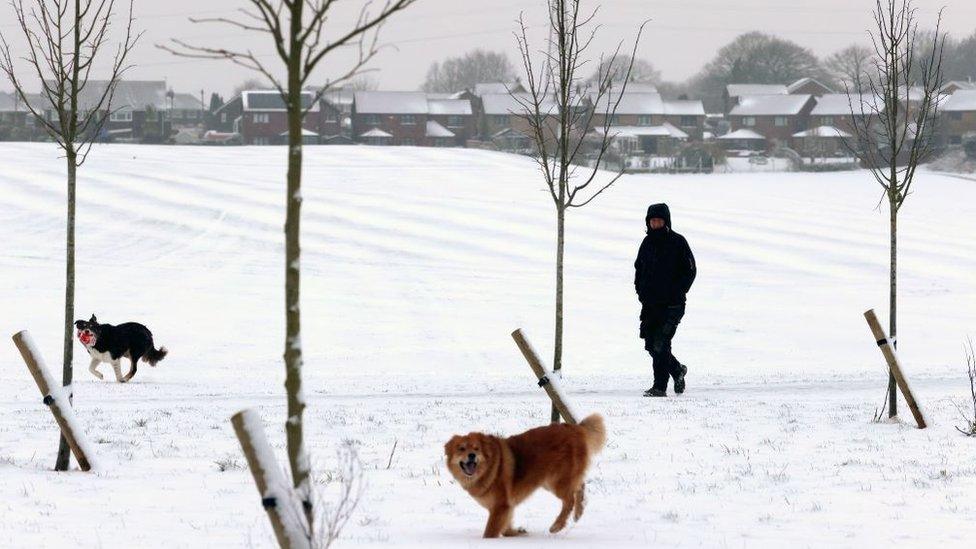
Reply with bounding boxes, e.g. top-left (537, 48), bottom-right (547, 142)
top-left (78, 331), bottom-right (94, 346)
